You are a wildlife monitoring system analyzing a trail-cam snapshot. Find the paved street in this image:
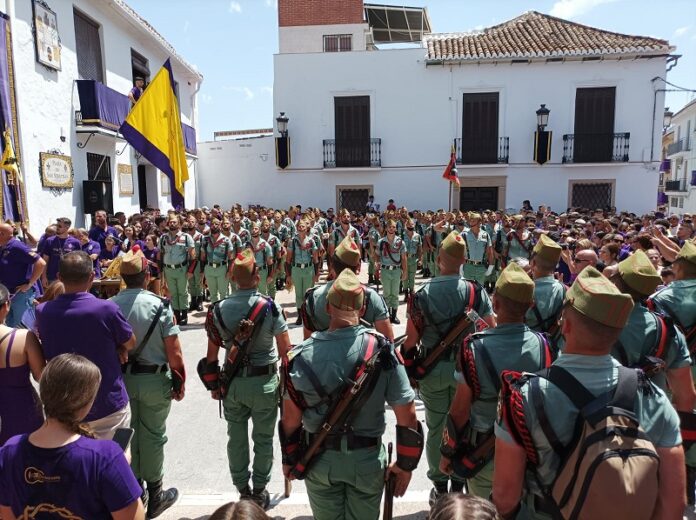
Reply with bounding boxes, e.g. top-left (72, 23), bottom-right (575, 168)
top-left (159, 266), bottom-right (432, 519)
